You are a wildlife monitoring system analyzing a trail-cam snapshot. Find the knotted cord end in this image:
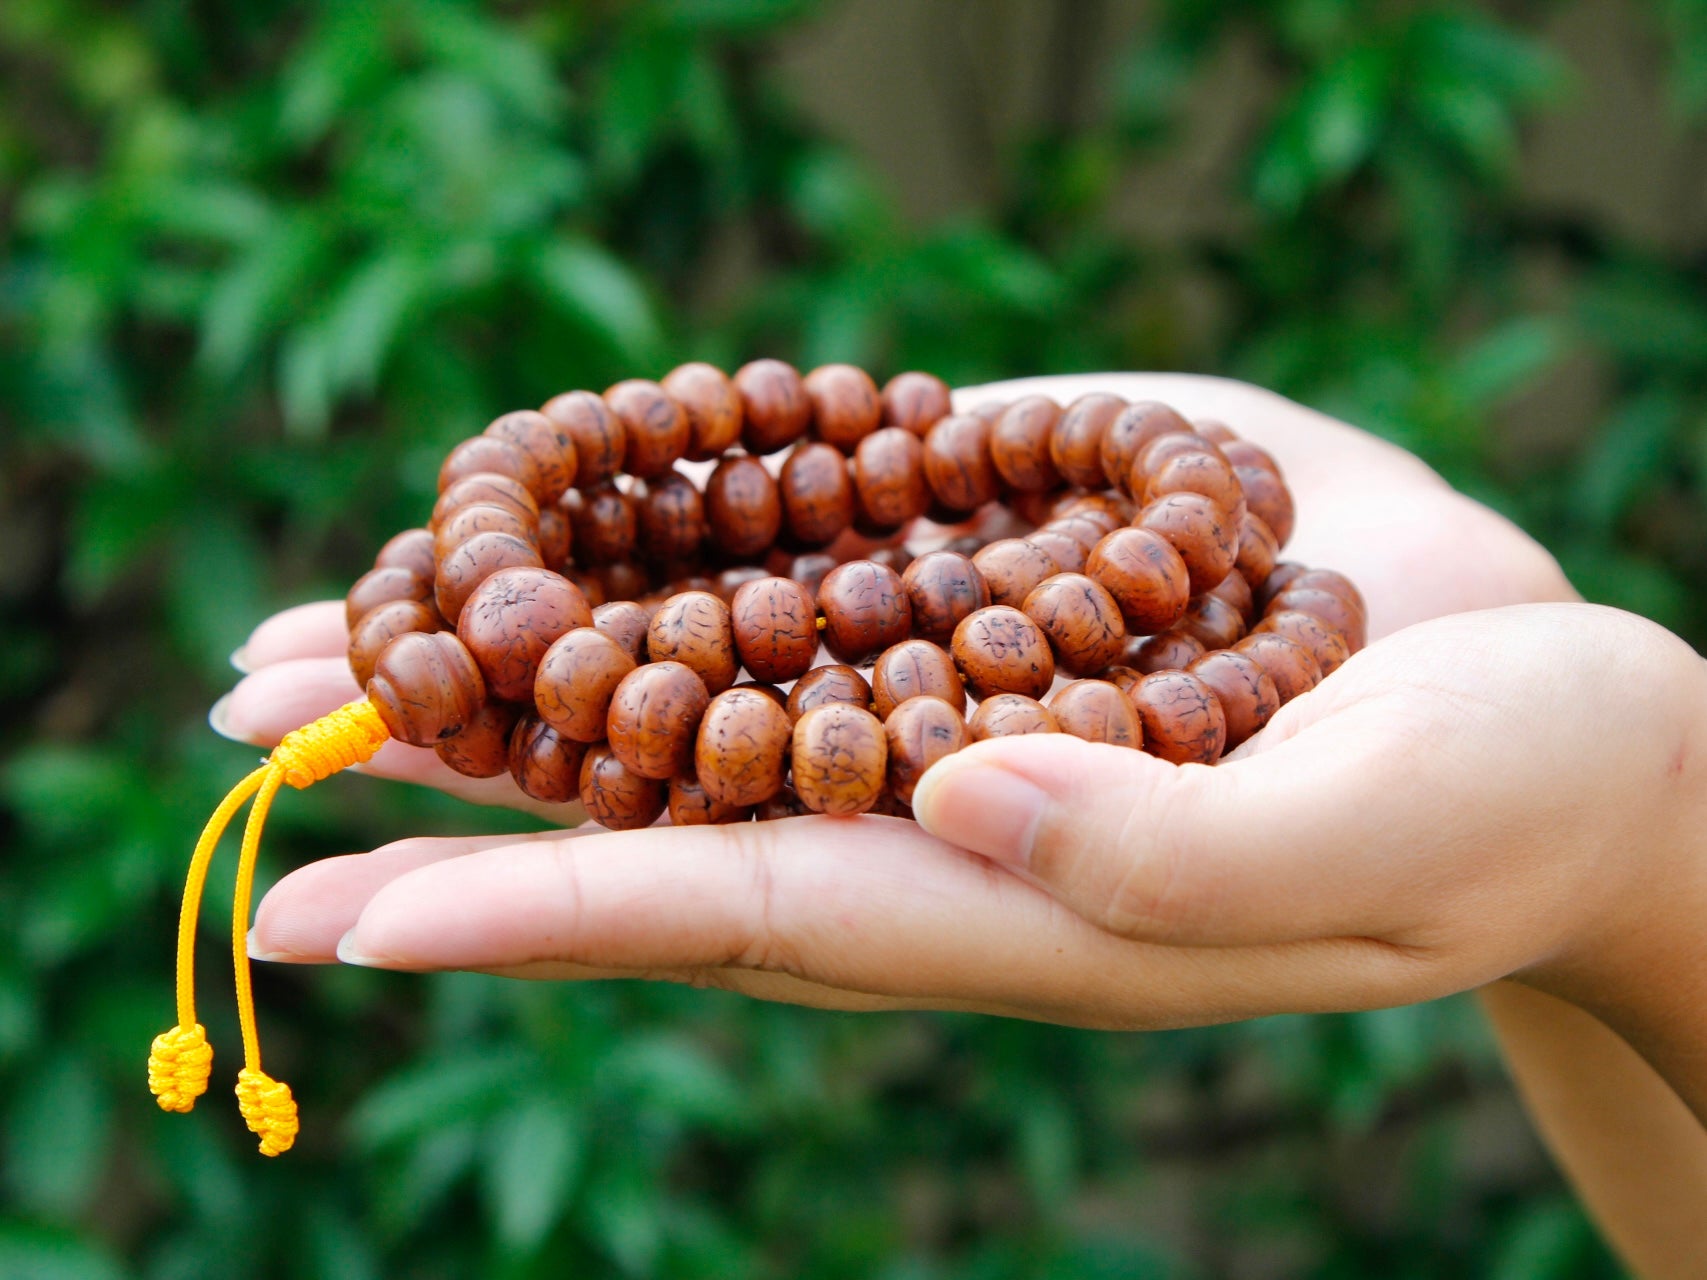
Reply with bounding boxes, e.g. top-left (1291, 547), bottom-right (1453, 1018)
top-left (148, 1024), bottom-right (213, 1113)
top-left (271, 698), bottom-right (390, 790)
top-left (236, 1067), bottom-right (300, 1156)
